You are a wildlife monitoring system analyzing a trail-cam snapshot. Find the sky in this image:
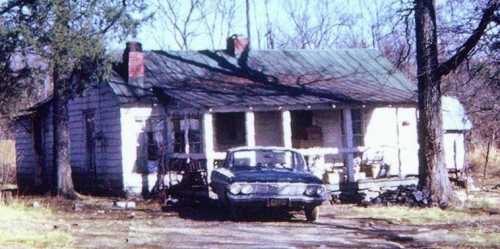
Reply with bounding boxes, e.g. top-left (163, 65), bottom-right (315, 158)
top-left (110, 0), bottom-right (394, 51)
